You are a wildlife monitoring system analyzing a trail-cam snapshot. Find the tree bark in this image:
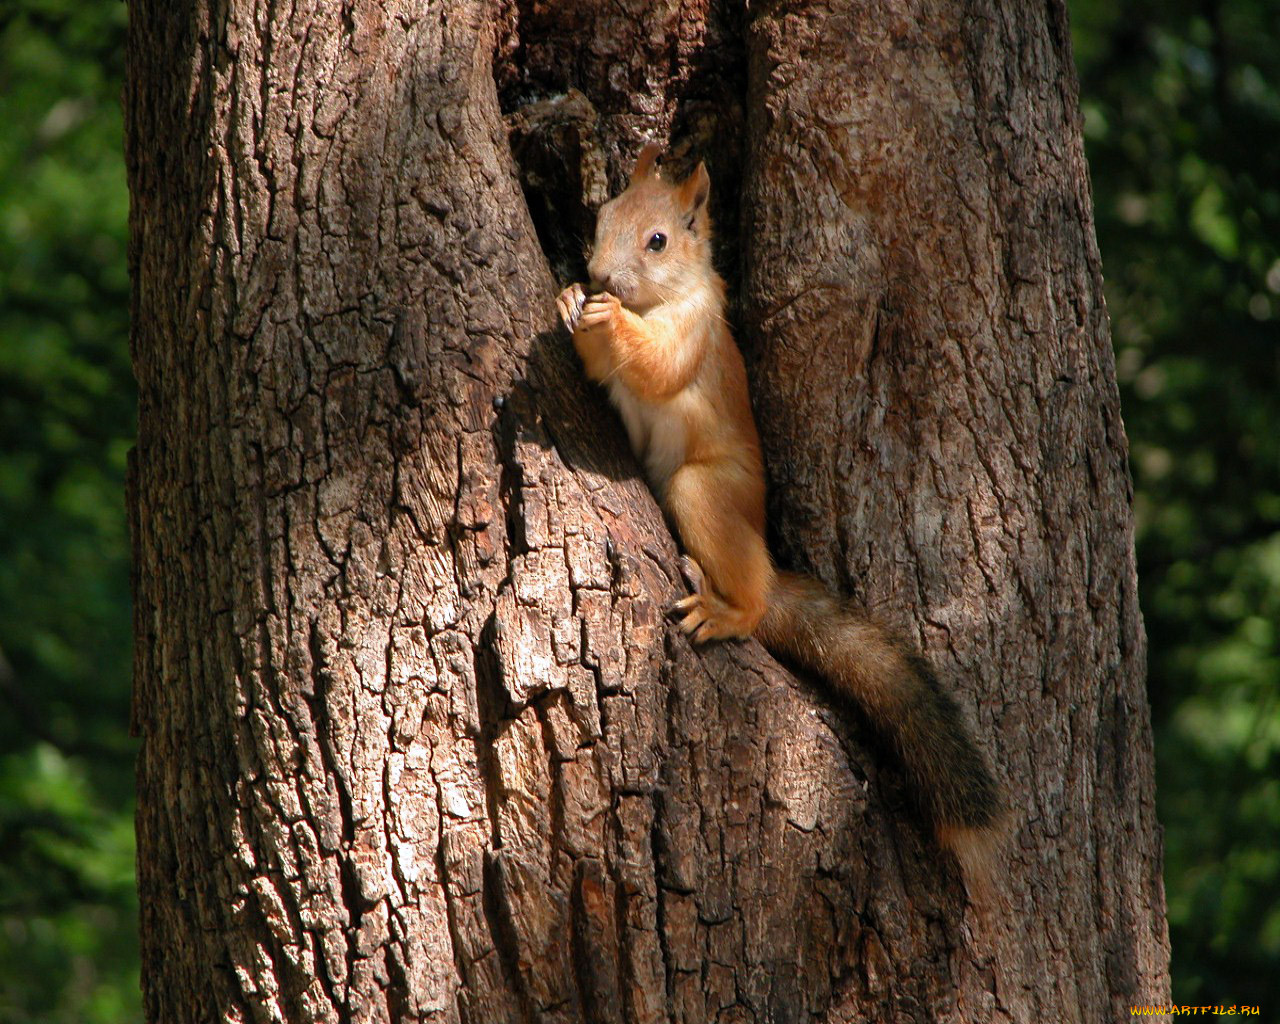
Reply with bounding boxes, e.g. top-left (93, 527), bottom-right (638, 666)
top-left (127, 1), bottom-right (1169, 1022)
